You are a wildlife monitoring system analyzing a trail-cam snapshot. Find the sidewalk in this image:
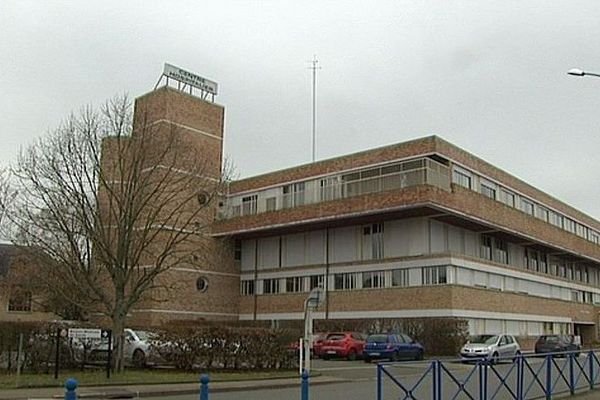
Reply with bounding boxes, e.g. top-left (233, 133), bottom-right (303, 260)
top-left (0, 375), bottom-right (347, 400)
